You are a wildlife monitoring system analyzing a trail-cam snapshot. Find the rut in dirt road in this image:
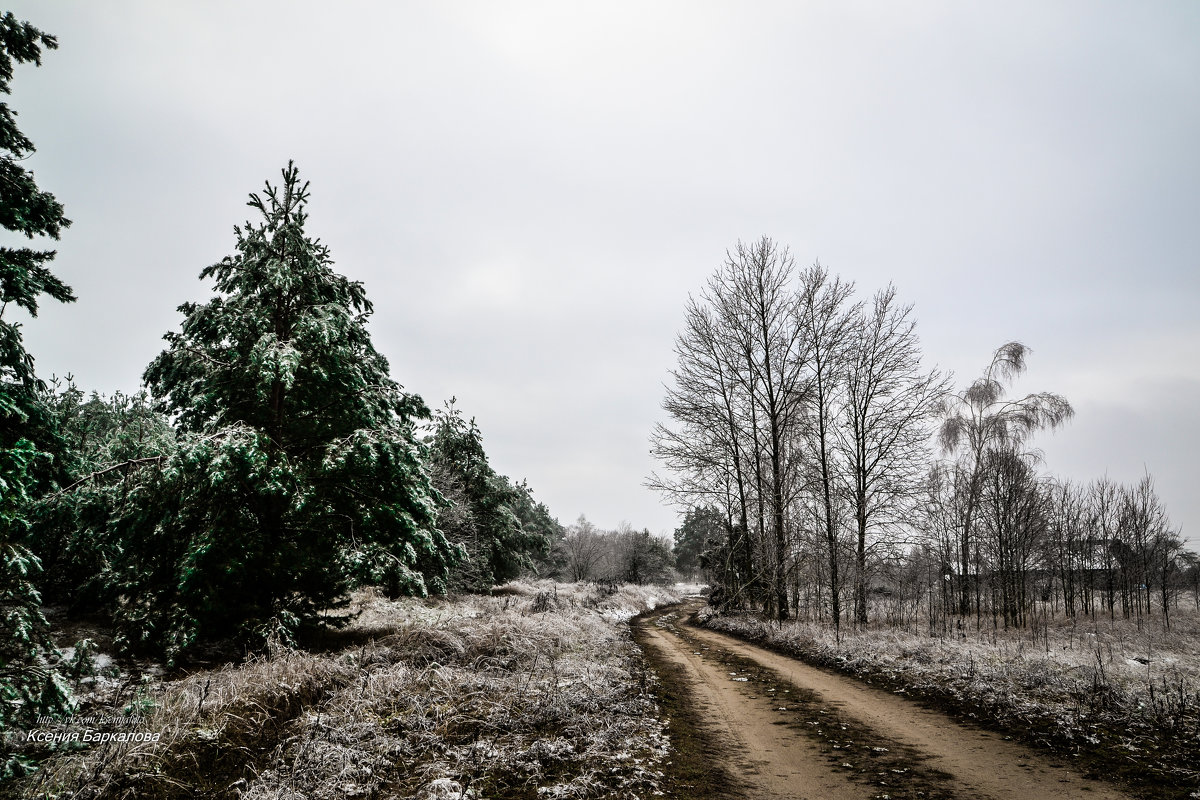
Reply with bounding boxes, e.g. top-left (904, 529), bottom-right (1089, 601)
top-left (637, 603), bottom-right (1135, 800)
